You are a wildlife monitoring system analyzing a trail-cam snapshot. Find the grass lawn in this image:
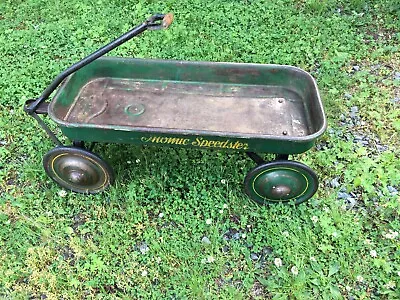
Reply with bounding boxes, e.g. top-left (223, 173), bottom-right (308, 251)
top-left (0, 0), bottom-right (399, 298)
